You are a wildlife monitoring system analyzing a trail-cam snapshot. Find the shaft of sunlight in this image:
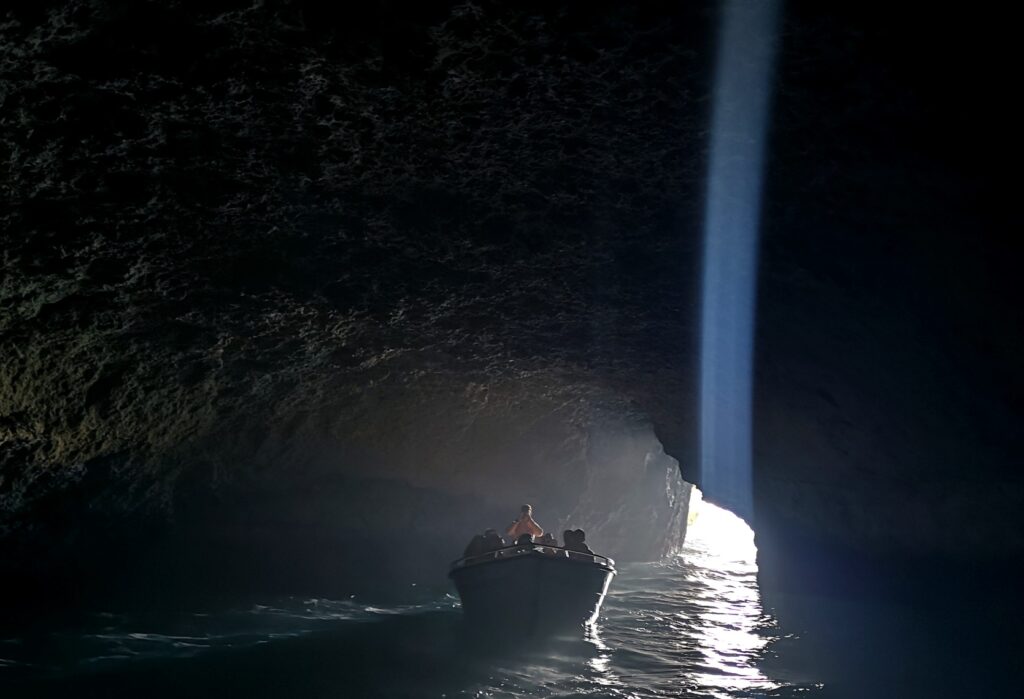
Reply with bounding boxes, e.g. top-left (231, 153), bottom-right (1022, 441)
top-left (700, 0), bottom-right (781, 521)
